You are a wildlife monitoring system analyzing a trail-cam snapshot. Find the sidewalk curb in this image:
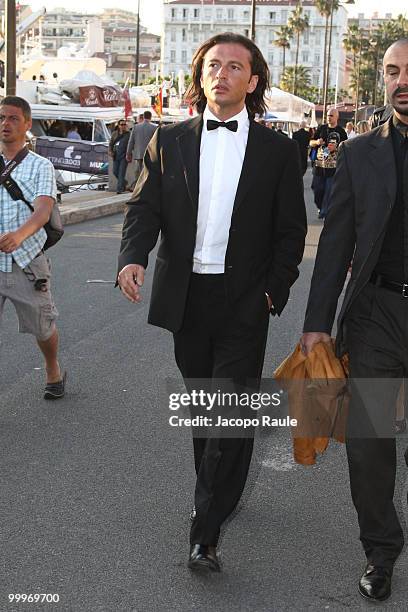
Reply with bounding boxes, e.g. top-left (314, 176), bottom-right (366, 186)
top-left (60, 194), bottom-right (129, 226)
